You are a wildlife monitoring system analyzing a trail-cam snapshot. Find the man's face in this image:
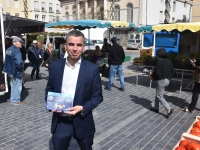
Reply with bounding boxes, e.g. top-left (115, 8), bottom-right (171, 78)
top-left (14, 41), bottom-right (22, 48)
top-left (33, 43), bottom-right (37, 47)
top-left (66, 36), bottom-right (85, 61)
